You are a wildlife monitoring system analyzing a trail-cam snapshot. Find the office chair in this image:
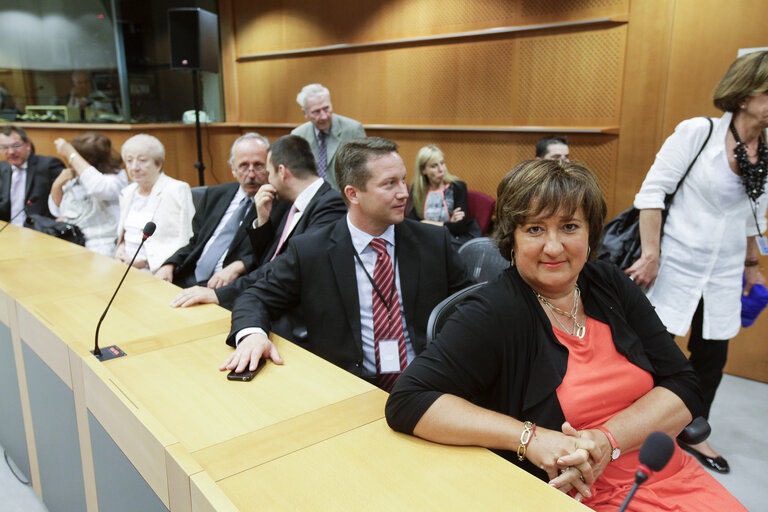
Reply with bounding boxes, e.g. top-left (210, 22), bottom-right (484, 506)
top-left (426, 282), bottom-right (487, 346)
top-left (457, 237), bottom-right (509, 283)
